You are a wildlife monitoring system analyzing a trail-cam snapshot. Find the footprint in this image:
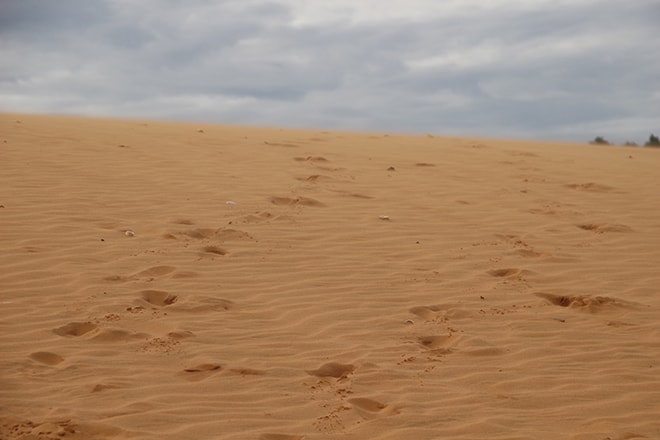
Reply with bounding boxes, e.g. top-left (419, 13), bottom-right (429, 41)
top-left (409, 304), bottom-right (472, 321)
top-left (202, 245), bottom-right (228, 256)
top-left (306, 362), bottom-right (355, 379)
top-left (53, 322), bottom-right (98, 337)
top-left (179, 363), bottom-right (222, 381)
top-left (296, 174), bottom-right (334, 182)
top-left (103, 274), bottom-right (129, 282)
top-left (141, 290), bottom-right (178, 306)
top-left (167, 330), bottom-right (195, 340)
top-left (183, 364), bottom-right (222, 373)
top-left (239, 211), bottom-right (276, 224)
top-left (348, 398), bottom-right (398, 419)
top-left (264, 141), bottom-right (300, 148)
top-left (171, 219), bottom-right (195, 225)
top-left (507, 150), bottom-right (538, 158)
top-left (172, 271), bottom-right (199, 279)
top-left (183, 228), bottom-right (216, 239)
top-left (418, 335), bottom-right (459, 355)
top-left (29, 352), bottom-right (64, 365)
top-left (168, 227), bottom-right (250, 241)
top-left (516, 249), bottom-right (545, 258)
top-left (330, 190), bottom-right (374, 199)
top-left (462, 338), bottom-right (506, 357)
top-left (269, 196), bottom-right (325, 207)
top-left (92, 329), bottom-right (149, 343)
top-left (228, 367), bottom-right (267, 376)
top-left (179, 297), bottom-right (234, 313)
top-left (576, 223), bottom-right (632, 233)
top-left (214, 228), bottom-right (253, 241)
top-left (293, 156), bottom-right (329, 162)
top-left (488, 268), bottom-right (526, 278)
top-left (8, 419), bottom-right (80, 439)
top-left (133, 265), bottom-right (176, 279)
top-left (409, 305), bottom-right (444, 320)
top-left (260, 434), bottom-right (303, 440)
top-left (535, 292), bottom-right (633, 312)
top-left (565, 182), bottom-right (615, 192)
top-left (91, 384), bottom-right (121, 393)
top-left (344, 192), bottom-right (373, 199)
